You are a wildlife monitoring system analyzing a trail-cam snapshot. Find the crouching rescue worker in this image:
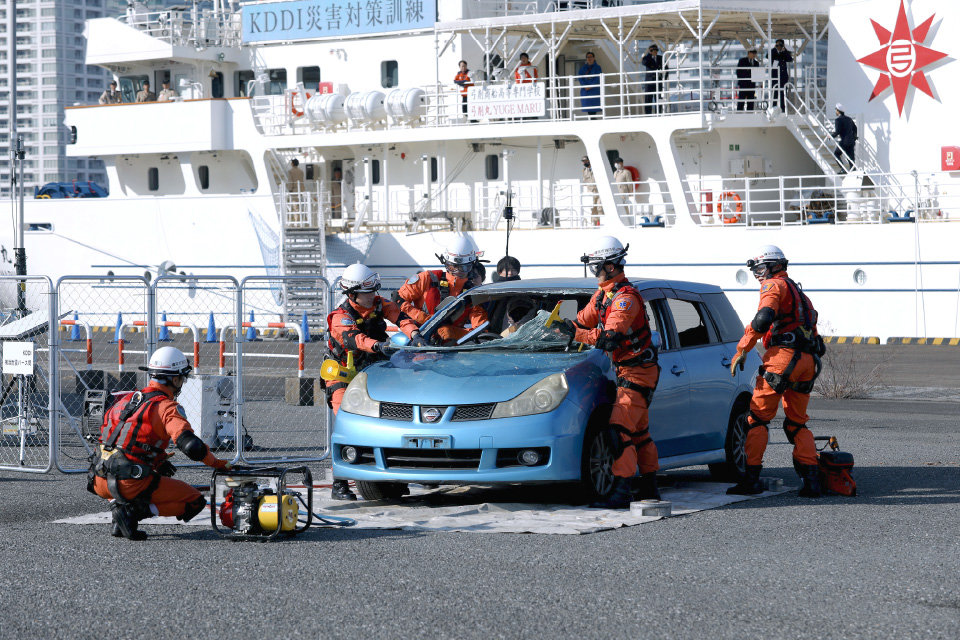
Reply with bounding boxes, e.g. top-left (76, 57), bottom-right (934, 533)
top-left (326, 263), bottom-right (425, 500)
top-left (89, 347), bottom-right (232, 540)
top-left (396, 237), bottom-right (488, 343)
top-left (728, 245), bottom-right (826, 498)
top-left (557, 236), bottom-right (661, 508)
